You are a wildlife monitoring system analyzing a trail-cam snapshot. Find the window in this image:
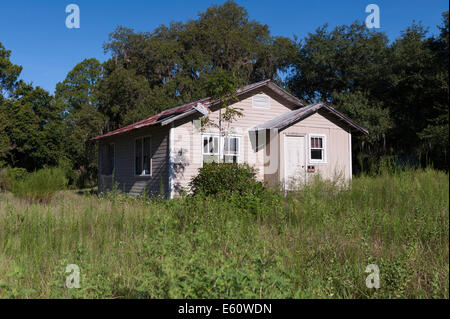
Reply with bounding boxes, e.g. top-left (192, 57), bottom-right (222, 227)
top-left (223, 136), bottom-right (239, 163)
top-left (309, 135), bottom-right (326, 163)
top-left (202, 135), bottom-right (240, 164)
top-left (202, 135), bottom-right (219, 163)
top-left (101, 143), bottom-right (115, 175)
top-left (252, 94), bottom-right (270, 109)
top-left (135, 137), bottom-right (152, 176)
